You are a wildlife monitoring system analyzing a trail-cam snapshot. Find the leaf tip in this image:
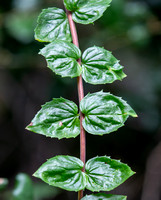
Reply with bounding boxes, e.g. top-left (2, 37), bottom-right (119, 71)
top-left (26, 122), bottom-right (33, 130)
top-left (123, 73), bottom-right (127, 79)
top-left (32, 173), bottom-right (37, 178)
top-left (132, 170), bottom-right (136, 175)
top-left (131, 112), bottom-right (138, 118)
